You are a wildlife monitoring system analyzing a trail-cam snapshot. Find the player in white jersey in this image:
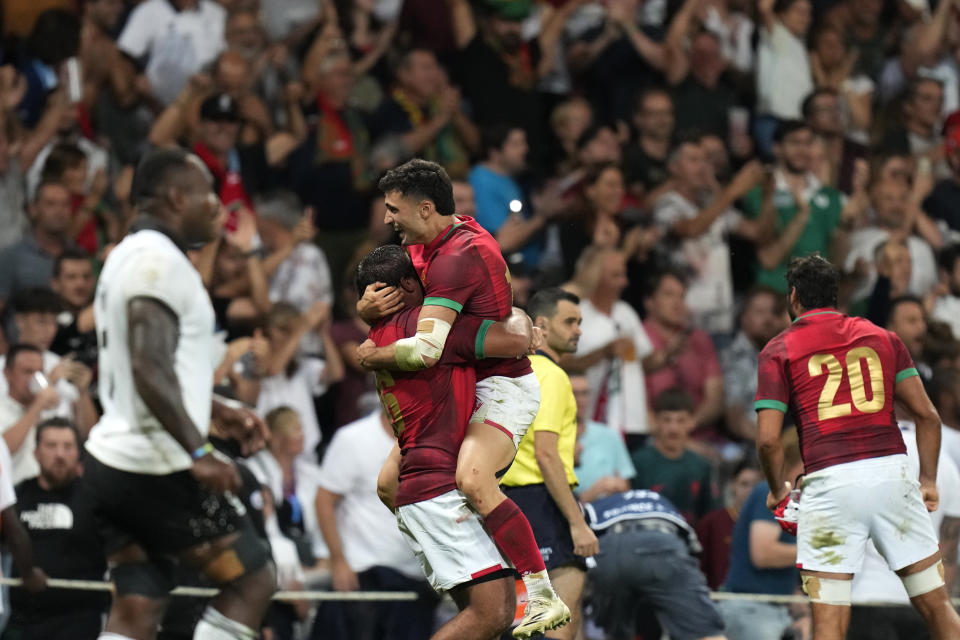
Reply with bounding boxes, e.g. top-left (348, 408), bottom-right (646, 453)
top-left (86, 148), bottom-right (276, 640)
